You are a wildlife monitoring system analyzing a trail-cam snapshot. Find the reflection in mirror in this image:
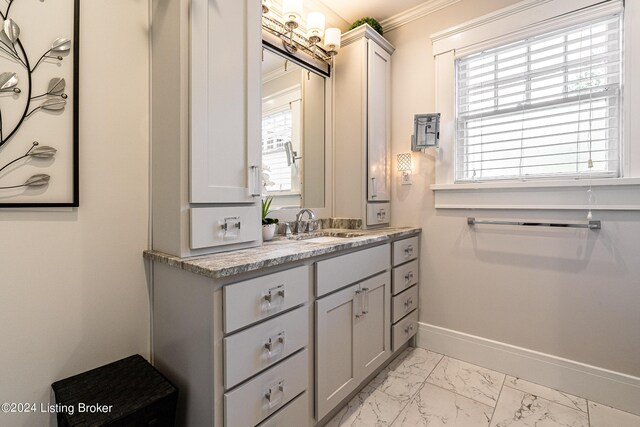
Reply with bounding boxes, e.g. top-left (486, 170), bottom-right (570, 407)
top-left (262, 47), bottom-right (325, 210)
